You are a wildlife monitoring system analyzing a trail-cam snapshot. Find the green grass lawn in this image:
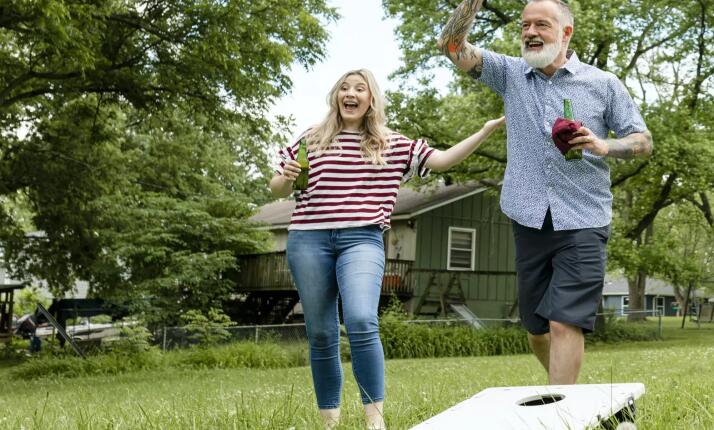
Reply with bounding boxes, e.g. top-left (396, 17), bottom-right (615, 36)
top-left (1, 317), bottom-right (712, 429)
